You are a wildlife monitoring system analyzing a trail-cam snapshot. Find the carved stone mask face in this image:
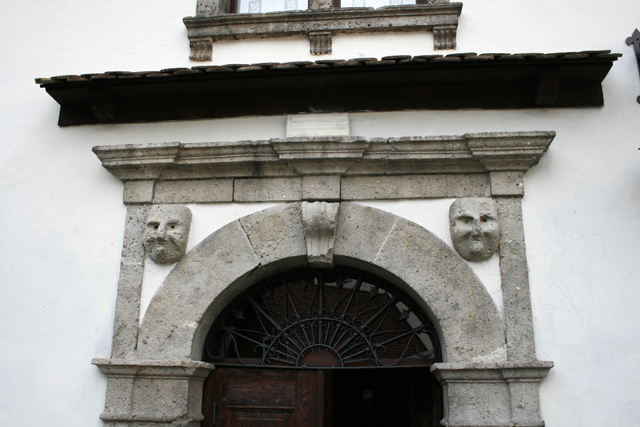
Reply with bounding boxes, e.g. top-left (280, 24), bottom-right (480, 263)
top-left (144, 205), bottom-right (192, 264)
top-left (449, 198), bottom-right (500, 262)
